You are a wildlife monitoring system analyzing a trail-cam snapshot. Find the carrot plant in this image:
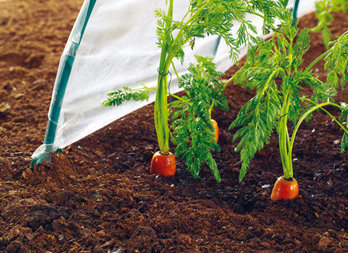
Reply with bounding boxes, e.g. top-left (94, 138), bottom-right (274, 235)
top-left (170, 56), bottom-right (228, 181)
top-left (310, 0), bottom-right (347, 49)
top-left (228, 15), bottom-right (348, 200)
top-left (104, 0), bottom-right (287, 179)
